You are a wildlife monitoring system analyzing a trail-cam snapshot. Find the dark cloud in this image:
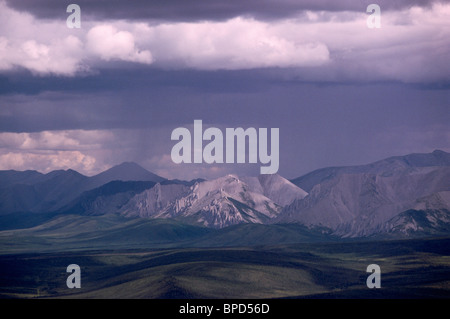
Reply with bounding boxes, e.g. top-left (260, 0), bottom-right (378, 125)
top-left (1, 65), bottom-right (448, 178)
top-left (0, 67), bottom-right (273, 97)
top-left (1, 0), bottom-right (449, 179)
top-left (5, 0), bottom-right (446, 22)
